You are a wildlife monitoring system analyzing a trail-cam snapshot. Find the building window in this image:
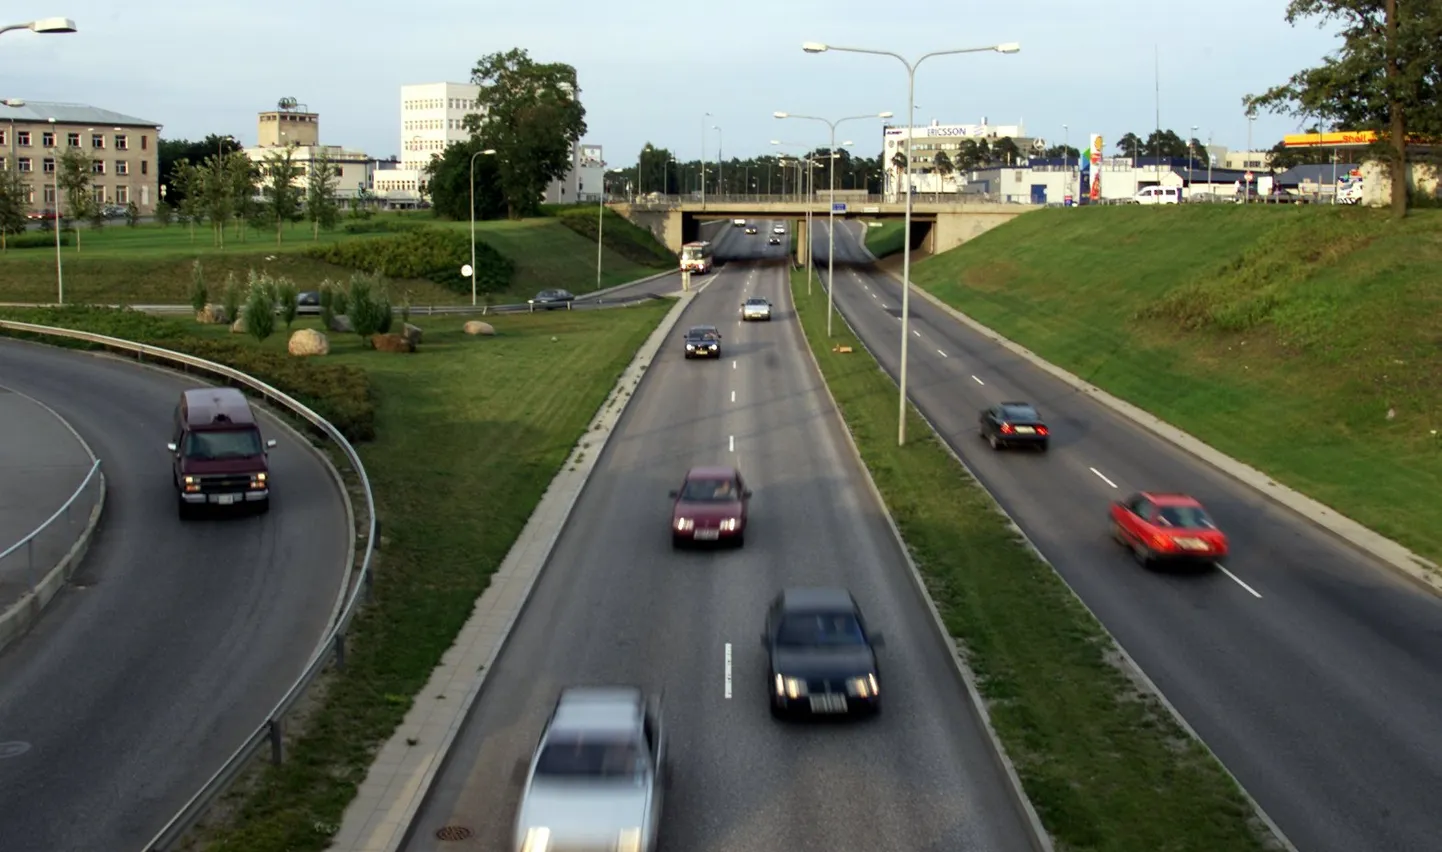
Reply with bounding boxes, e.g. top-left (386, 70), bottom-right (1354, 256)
top-left (92, 160), bottom-right (106, 175)
top-left (92, 134), bottom-right (105, 149)
top-left (115, 160), bottom-right (129, 175)
top-left (25, 187), bottom-right (34, 204)
top-left (43, 157), bottom-right (56, 174)
top-left (18, 157), bottom-right (31, 172)
top-left (42, 131), bottom-right (56, 147)
top-left (115, 186), bottom-right (129, 205)
top-left (0, 129), bottom-right (6, 145)
top-left (141, 134), bottom-right (148, 150)
top-left (92, 186), bottom-right (106, 204)
top-left (43, 185), bottom-right (56, 204)
top-left (67, 132), bottom-right (80, 147)
top-left (141, 160), bottom-right (149, 175)
top-left (17, 130), bottom-right (30, 146)
top-left (0, 157), bottom-right (5, 169)
top-left (115, 134), bottom-right (128, 151)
